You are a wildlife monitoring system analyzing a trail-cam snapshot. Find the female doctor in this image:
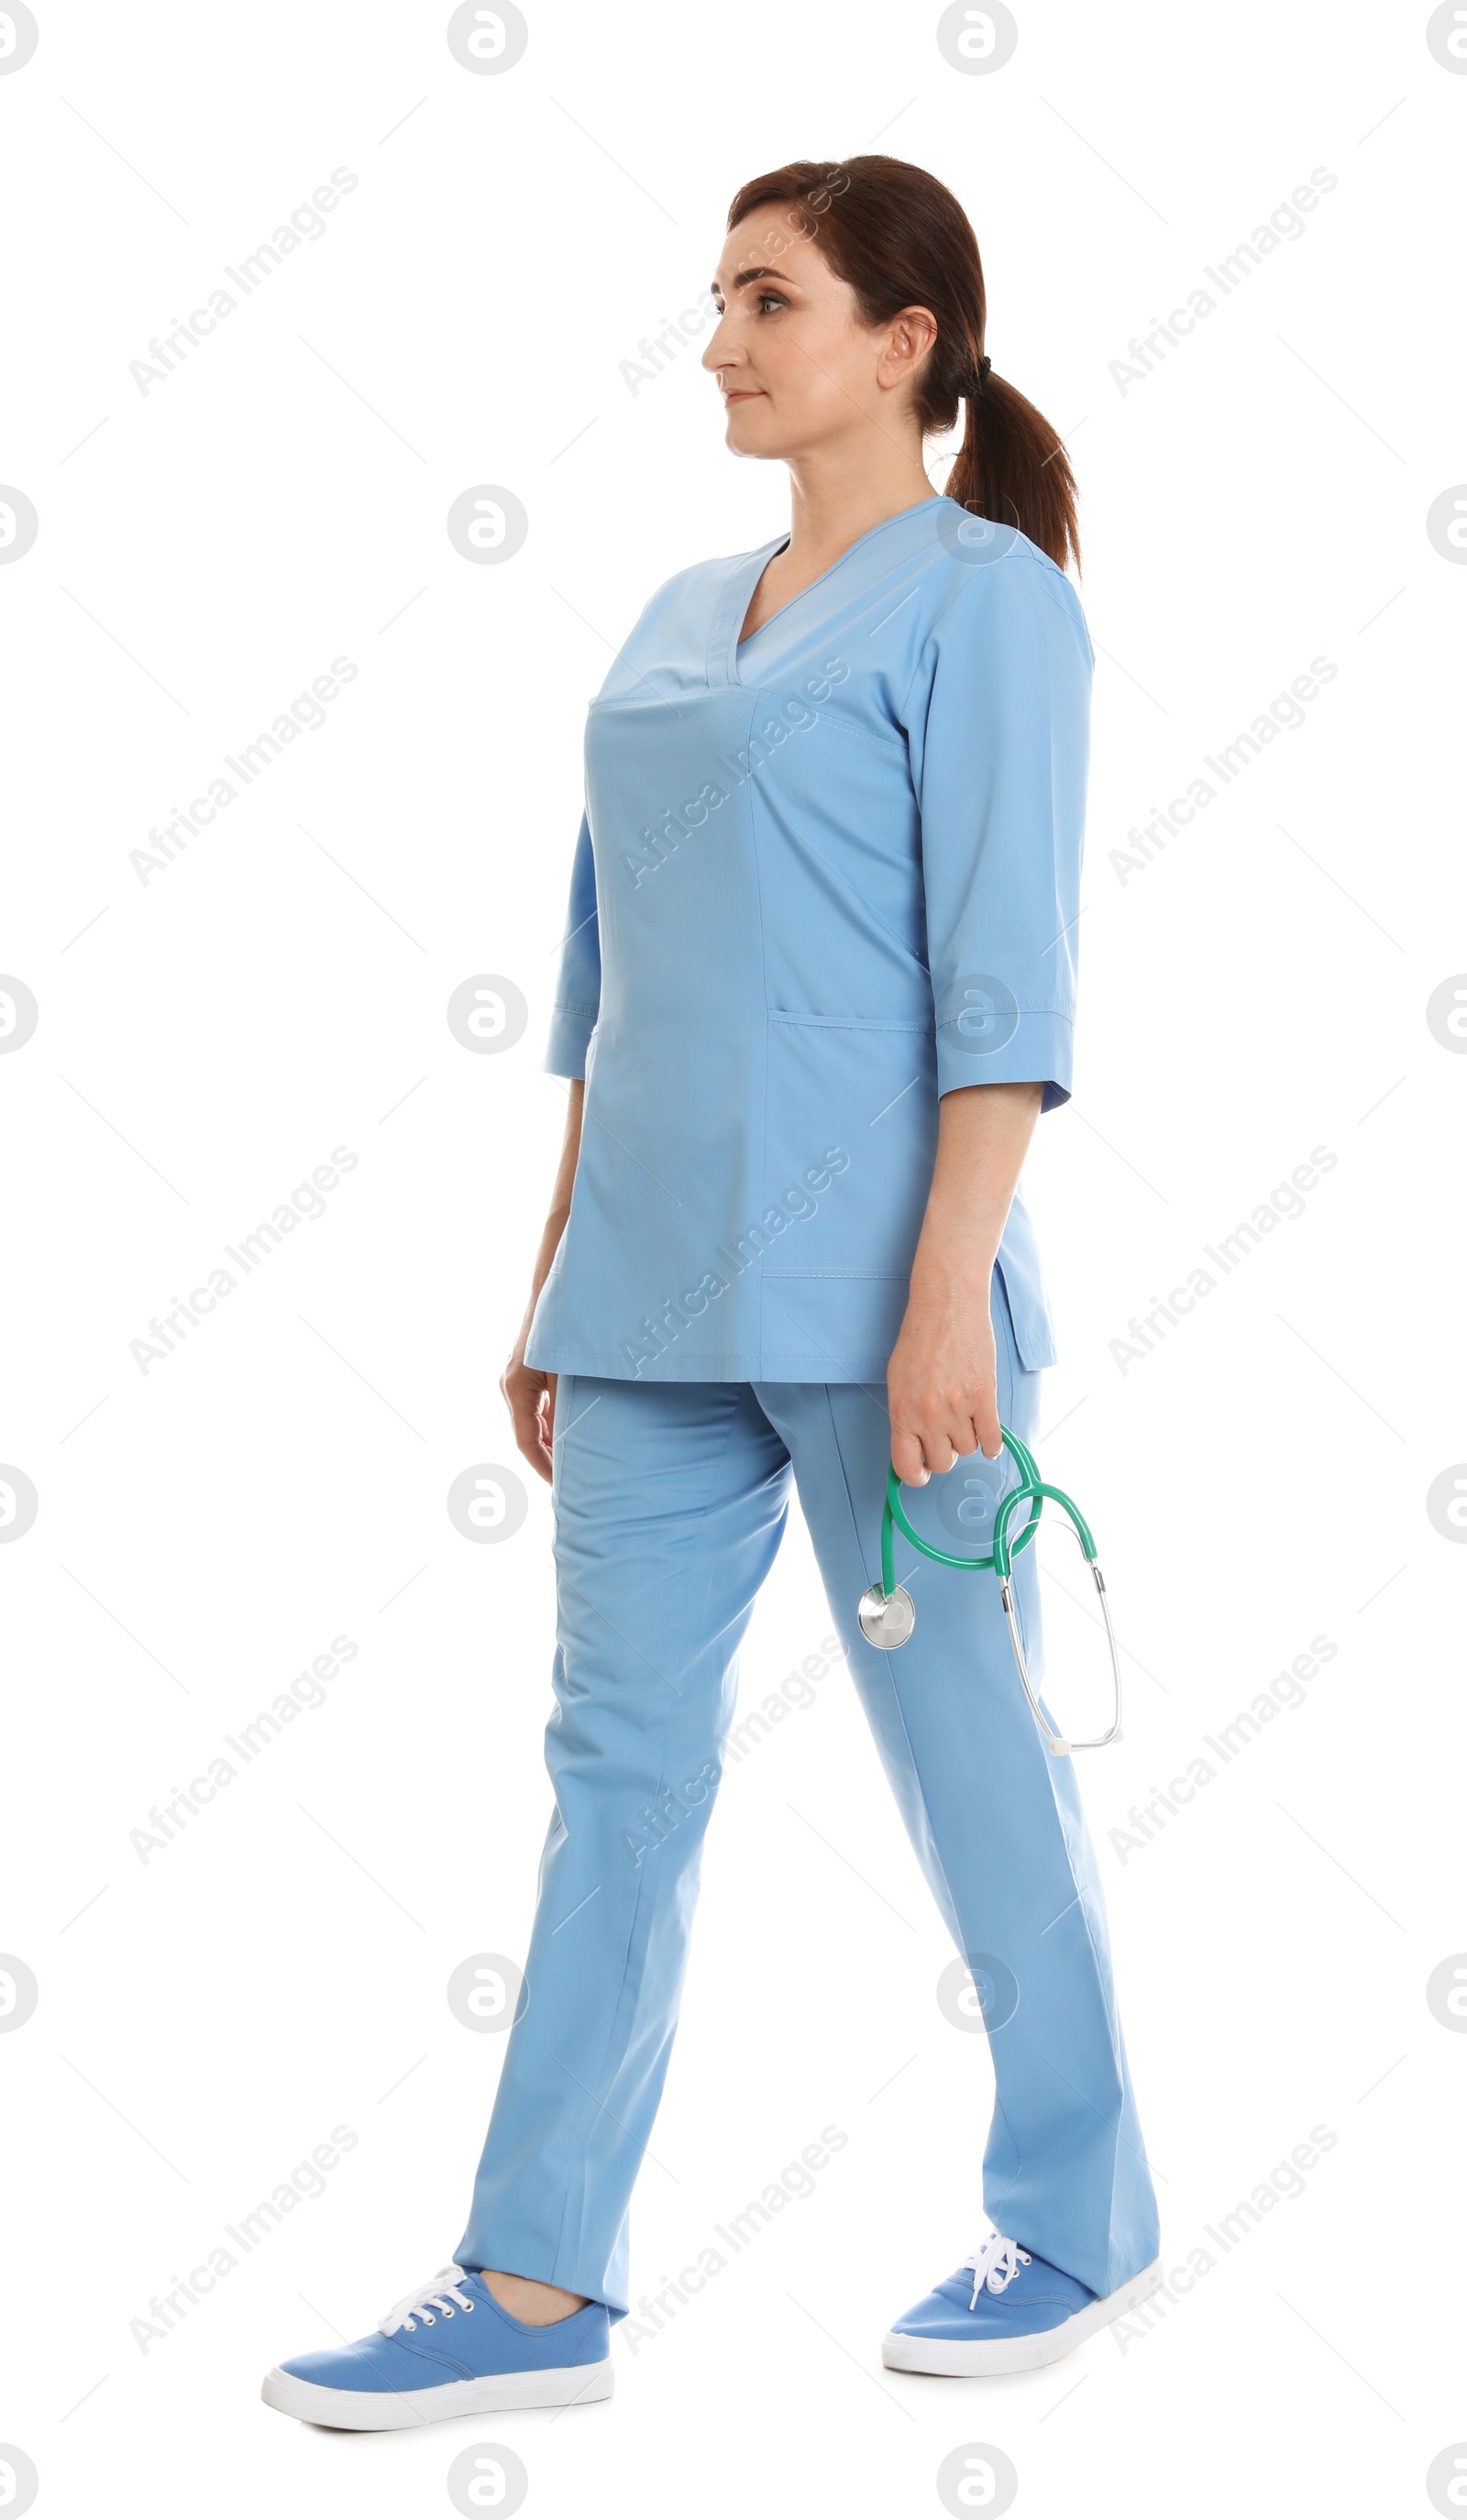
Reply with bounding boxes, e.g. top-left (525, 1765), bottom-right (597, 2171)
top-left (263, 152), bottom-right (1162, 2431)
